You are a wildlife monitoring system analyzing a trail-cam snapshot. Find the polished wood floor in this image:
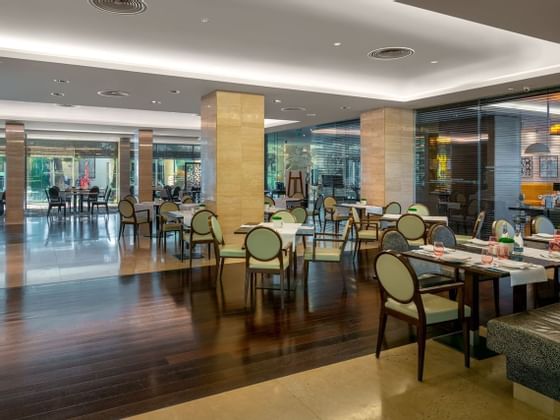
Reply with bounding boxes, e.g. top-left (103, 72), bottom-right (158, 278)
top-left (0, 218), bottom-right (511, 419)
